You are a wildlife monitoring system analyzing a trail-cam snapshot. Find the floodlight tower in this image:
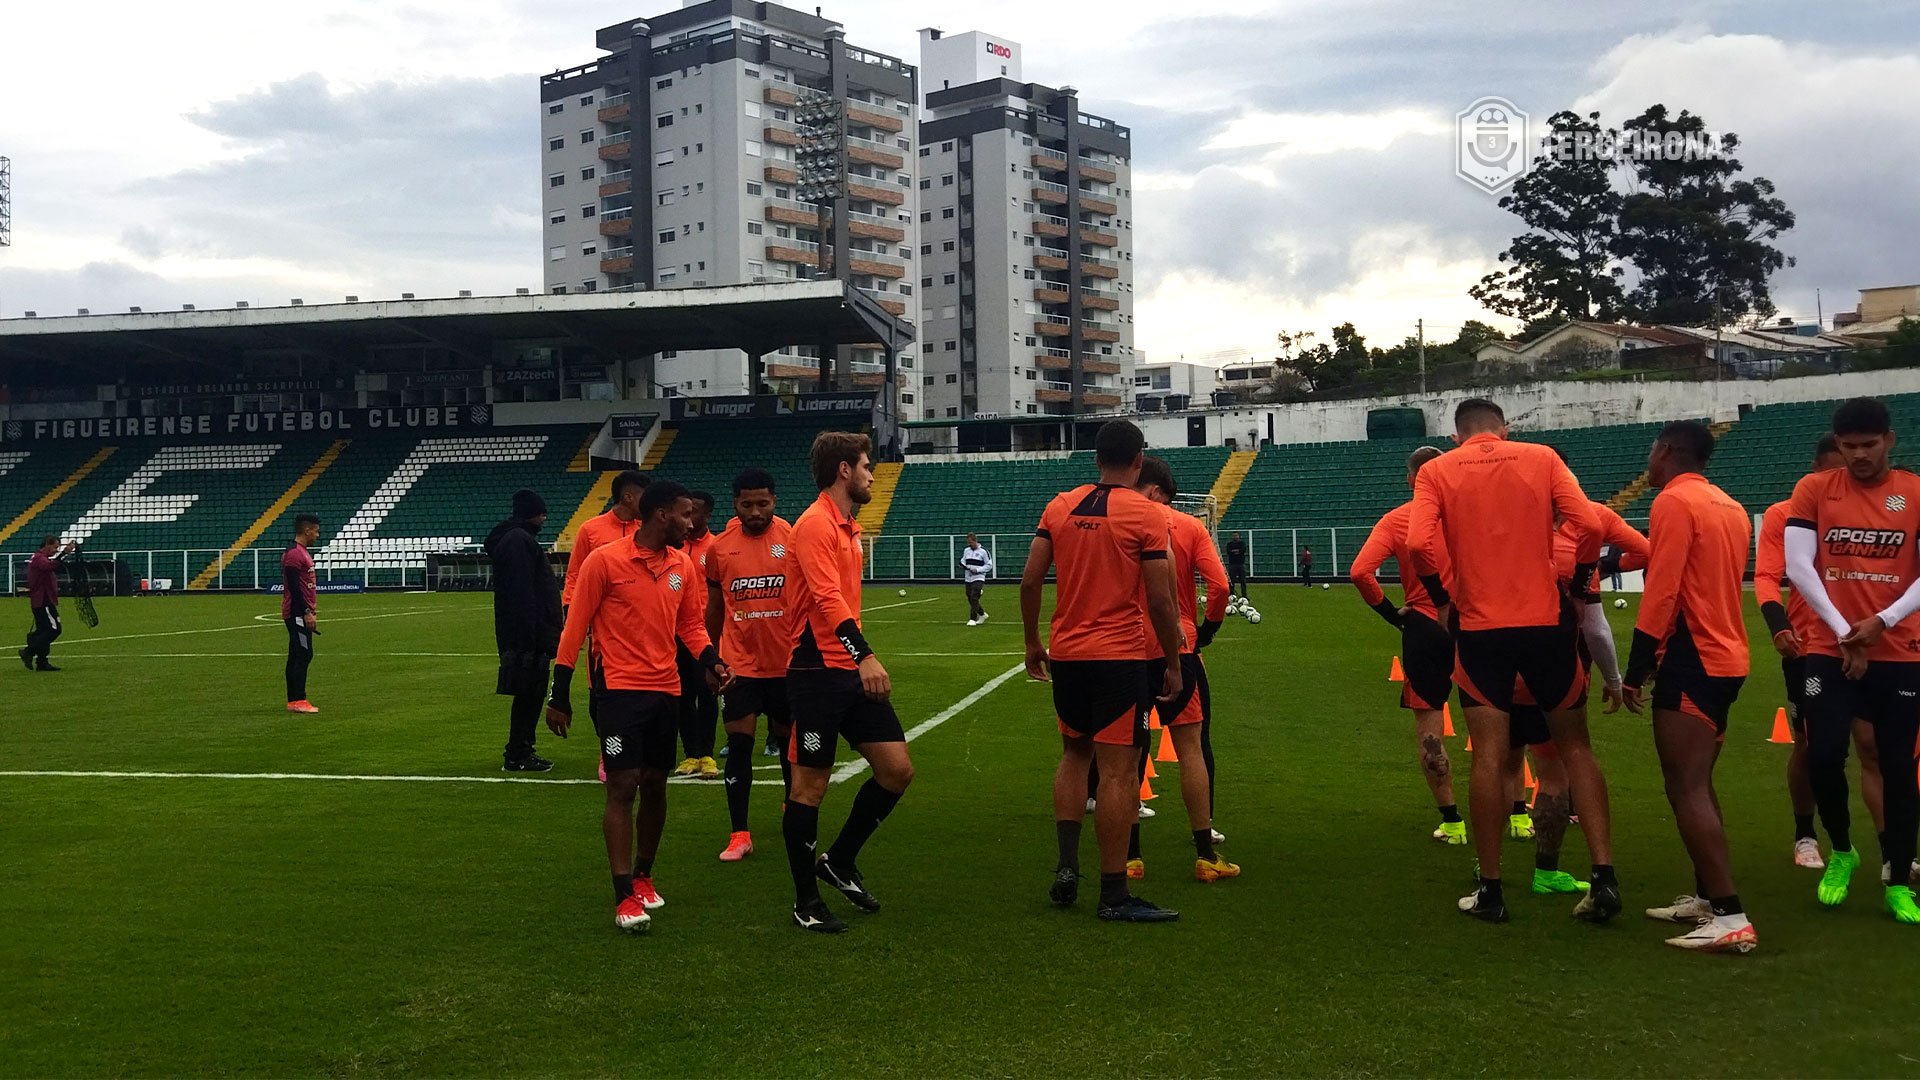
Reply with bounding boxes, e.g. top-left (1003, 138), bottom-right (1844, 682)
top-left (0, 157), bottom-right (12, 247)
